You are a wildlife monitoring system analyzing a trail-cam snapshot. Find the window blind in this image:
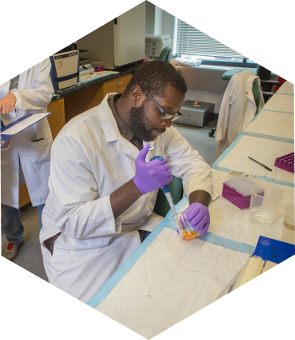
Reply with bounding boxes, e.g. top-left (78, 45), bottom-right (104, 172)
top-left (176, 19), bottom-right (246, 59)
